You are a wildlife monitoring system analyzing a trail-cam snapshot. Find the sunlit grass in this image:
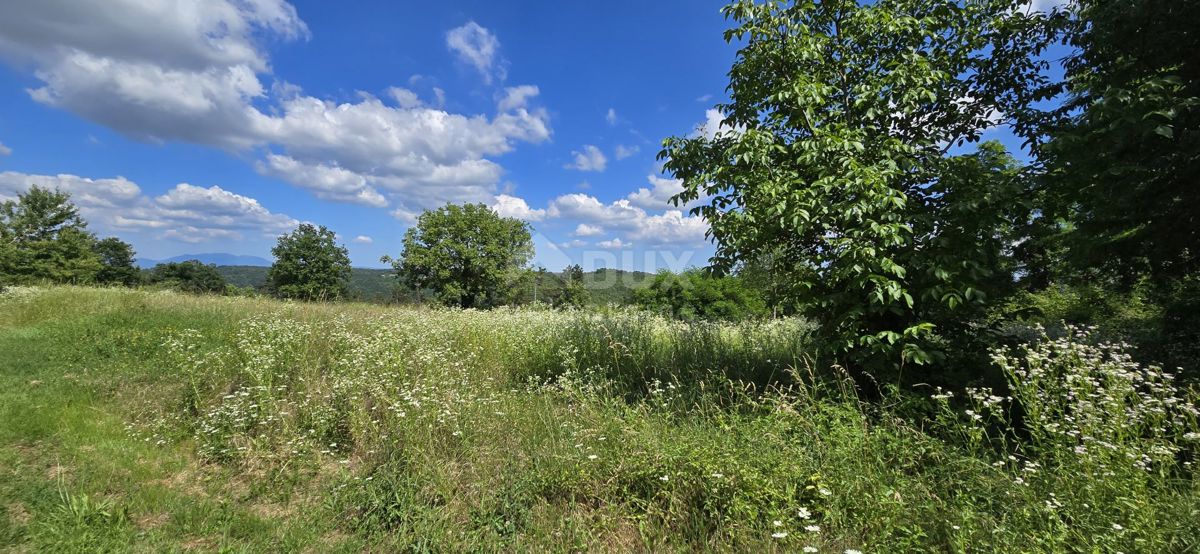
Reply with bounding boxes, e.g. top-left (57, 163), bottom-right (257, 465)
top-left (1, 286), bottom-right (1196, 551)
